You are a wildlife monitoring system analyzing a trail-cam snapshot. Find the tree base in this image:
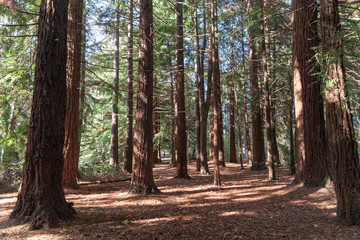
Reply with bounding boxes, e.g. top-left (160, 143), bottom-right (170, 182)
top-left (10, 200), bottom-right (75, 230)
top-left (128, 183), bottom-right (161, 195)
top-left (174, 173), bottom-right (191, 179)
top-left (250, 162), bottom-right (267, 171)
